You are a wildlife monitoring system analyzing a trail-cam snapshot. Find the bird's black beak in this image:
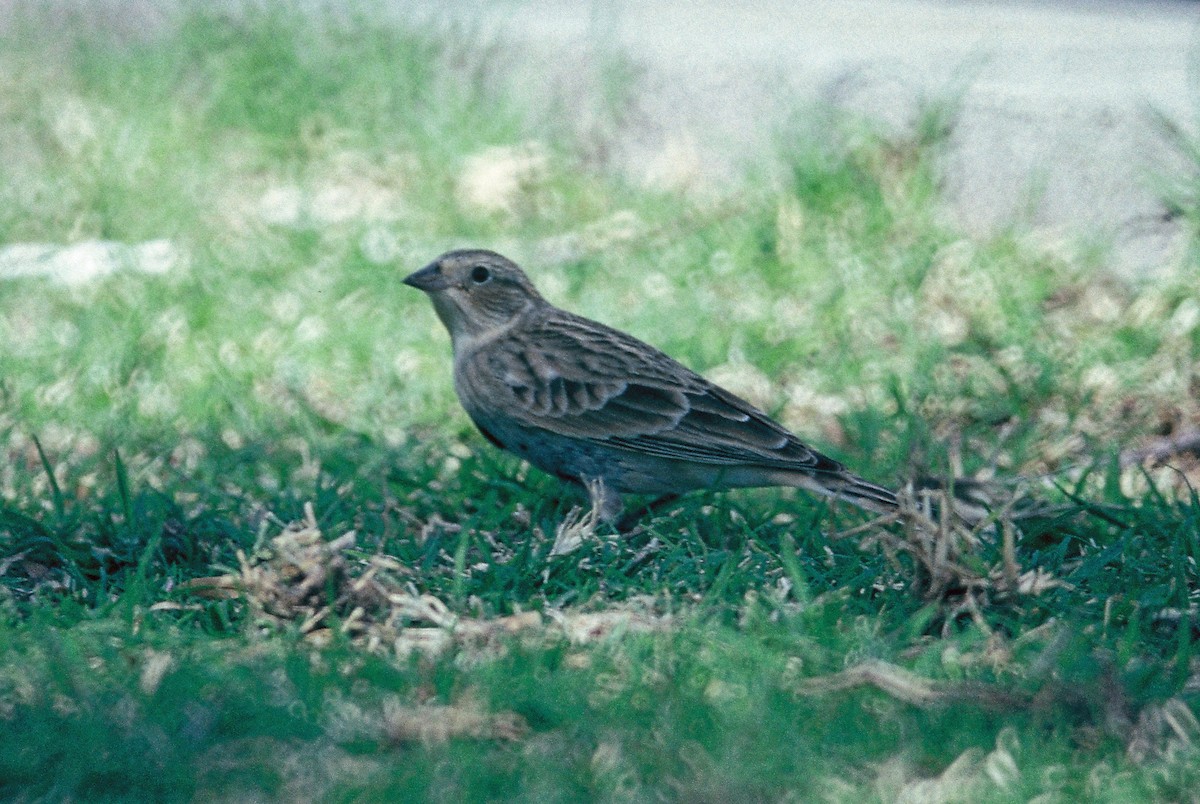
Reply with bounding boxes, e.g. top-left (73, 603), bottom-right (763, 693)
top-left (403, 262), bottom-right (451, 292)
